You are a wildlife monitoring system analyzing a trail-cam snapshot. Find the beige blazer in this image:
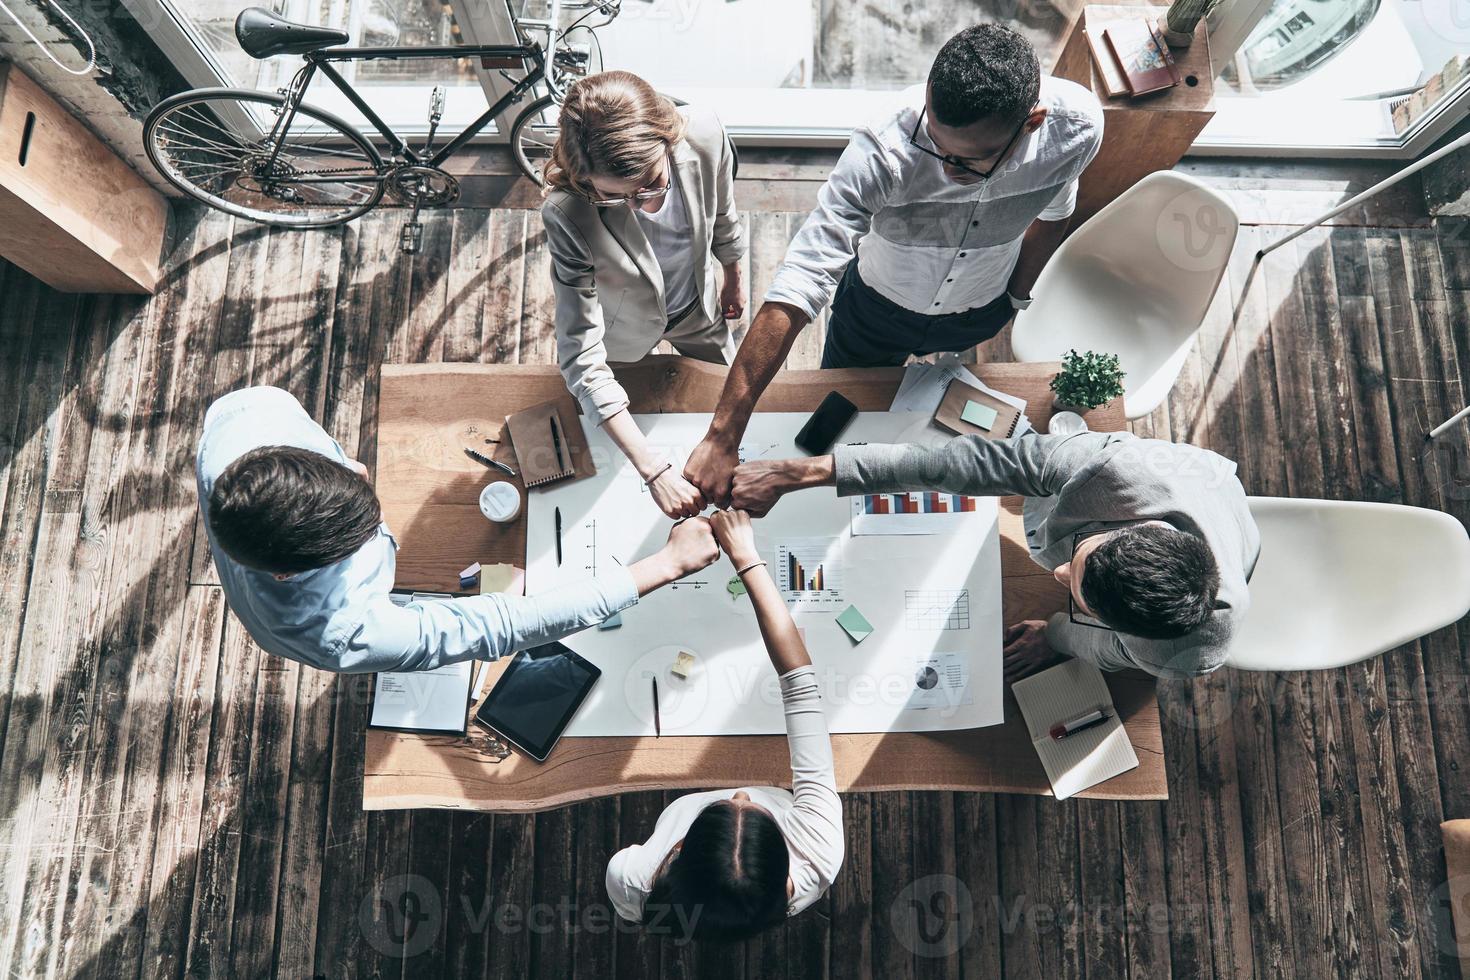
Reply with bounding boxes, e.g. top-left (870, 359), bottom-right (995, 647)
top-left (542, 105), bottom-right (745, 422)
